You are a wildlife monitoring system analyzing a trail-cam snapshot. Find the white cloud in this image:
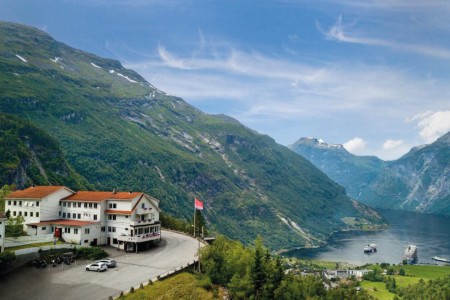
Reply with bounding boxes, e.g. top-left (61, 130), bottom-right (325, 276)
top-left (416, 111), bottom-right (450, 143)
top-left (343, 137), bottom-right (367, 153)
top-left (382, 139), bottom-right (404, 150)
top-left (323, 16), bottom-right (450, 59)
